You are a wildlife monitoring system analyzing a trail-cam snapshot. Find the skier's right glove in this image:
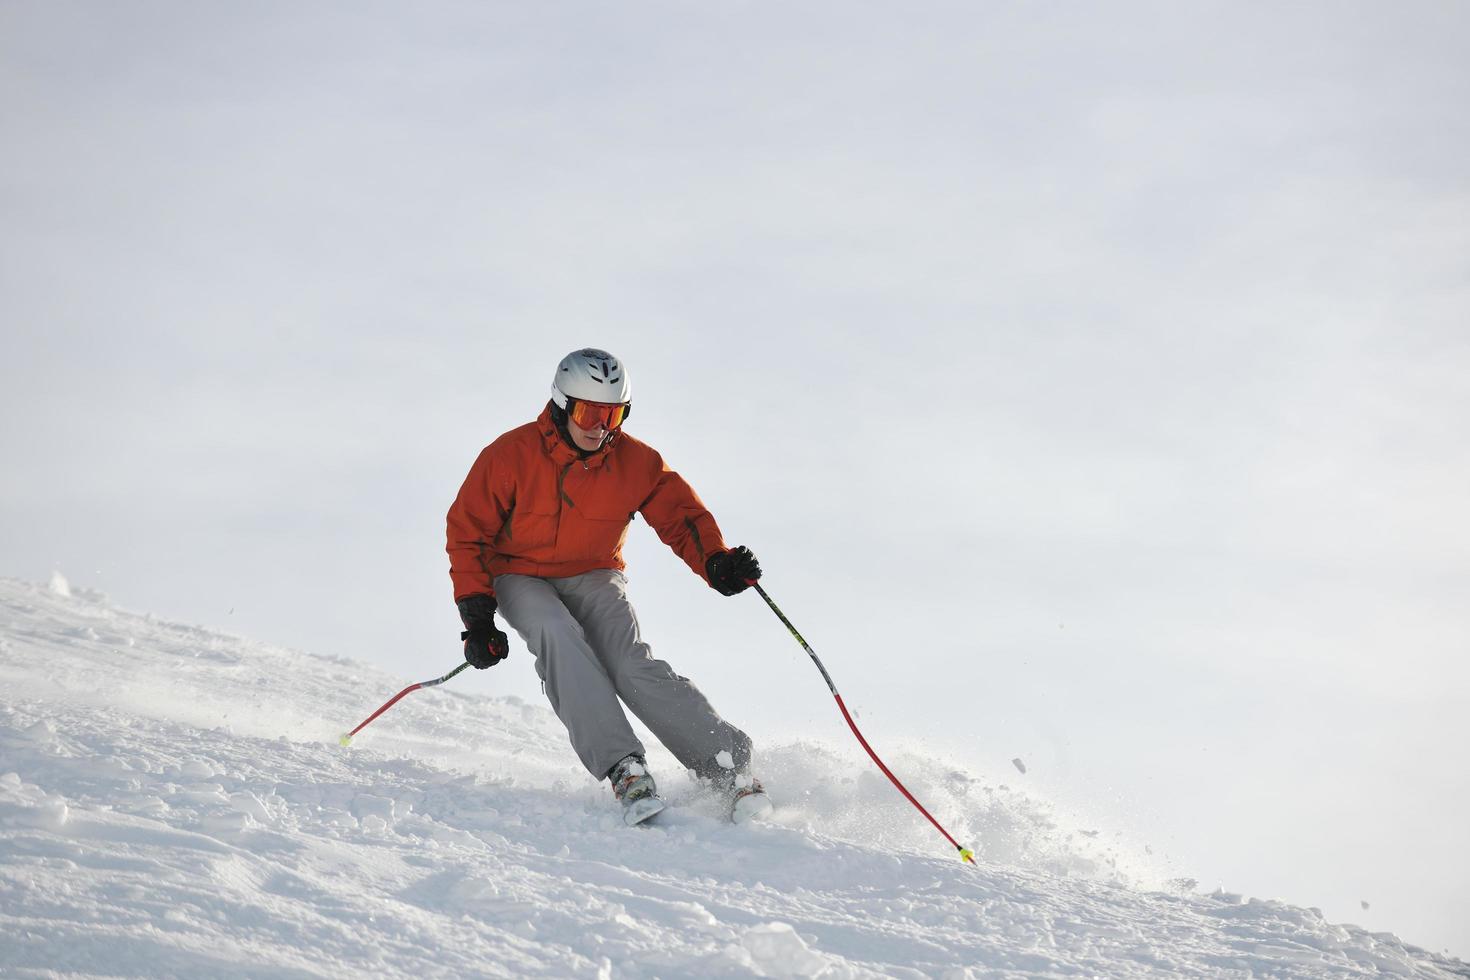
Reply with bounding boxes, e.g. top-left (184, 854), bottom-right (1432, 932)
top-left (457, 594), bottom-right (509, 669)
top-left (706, 546), bottom-right (761, 596)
